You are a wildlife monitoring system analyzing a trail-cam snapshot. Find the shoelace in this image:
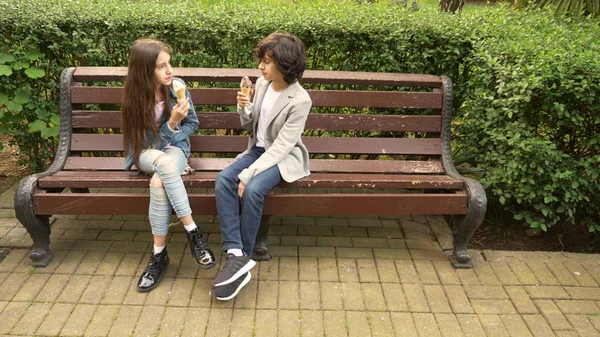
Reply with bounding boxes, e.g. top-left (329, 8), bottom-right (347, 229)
top-left (190, 231), bottom-right (210, 253)
top-left (144, 254), bottom-right (162, 276)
